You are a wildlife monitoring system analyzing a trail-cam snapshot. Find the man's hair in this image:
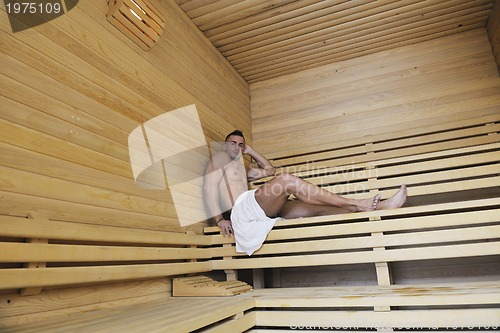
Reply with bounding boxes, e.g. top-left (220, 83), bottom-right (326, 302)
top-left (225, 130), bottom-right (245, 142)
